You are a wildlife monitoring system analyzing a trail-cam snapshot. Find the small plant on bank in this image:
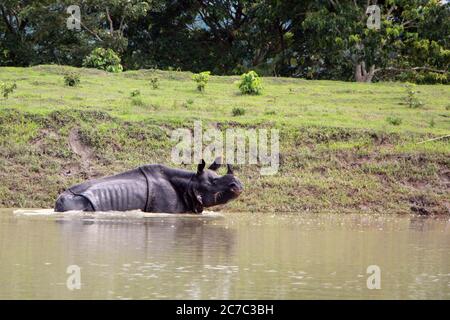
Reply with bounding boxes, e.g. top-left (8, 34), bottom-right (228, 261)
top-left (181, 99), bottom-right (194, 109)
top-left (0, 81), bottom-right (17, 98)
top-left (82, 48), bottom-right (123, 73)
top-left (232, 107), bottom-right (246, 116)
top-left (404, 83), bottom-right (423, 108)
top-left (238, 71), bottom-right (262, 95)
top-left (150, 77), bottom-right (159, 89)
top-left (64, 72), bottom-right (80, 87)
top-left (192, 71), bottom-right (211, 92)
top-left (386, 116), bottom-right (402, 126)
top-left (429, 118), bottom-right (435, 128)
top-left (131, 97), bottom-right (145, 106)
top-left (130, 89), bottom-right (141, 97)
top-left (130, 89), bottom-right (144, 106)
